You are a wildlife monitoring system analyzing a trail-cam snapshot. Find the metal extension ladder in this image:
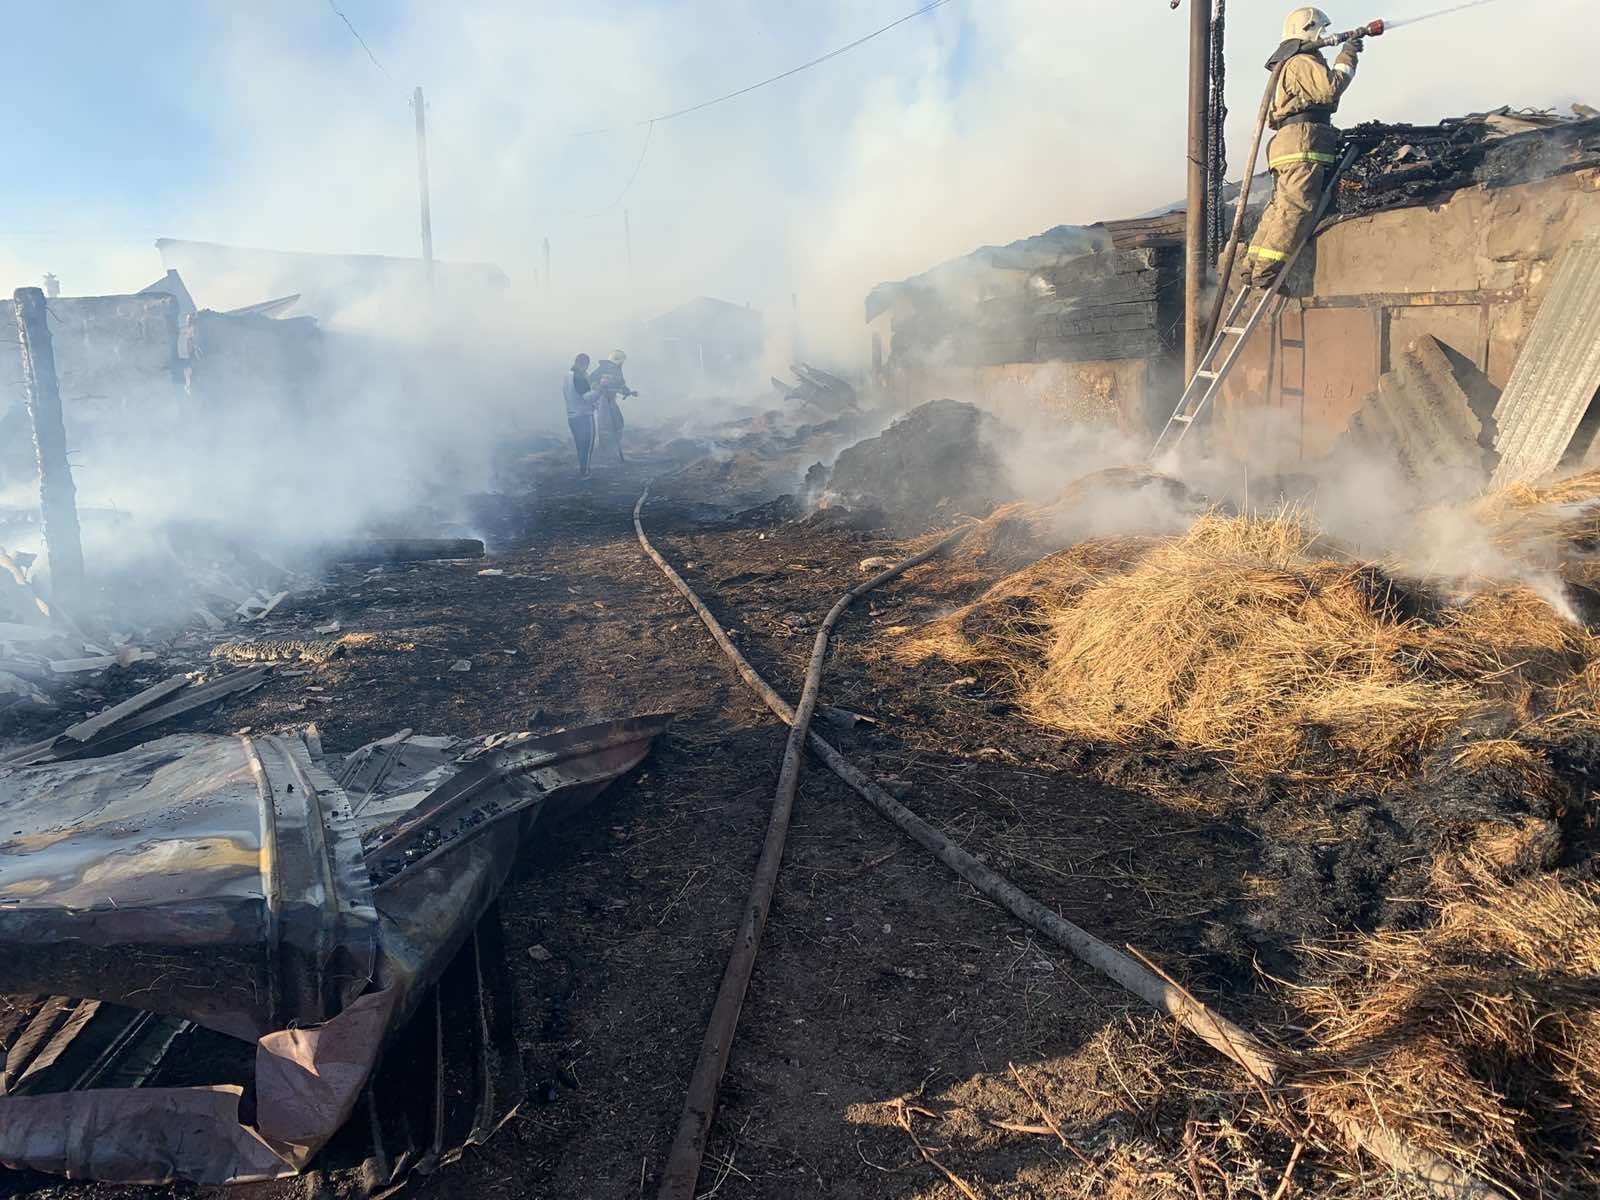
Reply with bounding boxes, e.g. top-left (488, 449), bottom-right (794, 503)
top-left (1149, 143), bottom-right (1359, 460)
